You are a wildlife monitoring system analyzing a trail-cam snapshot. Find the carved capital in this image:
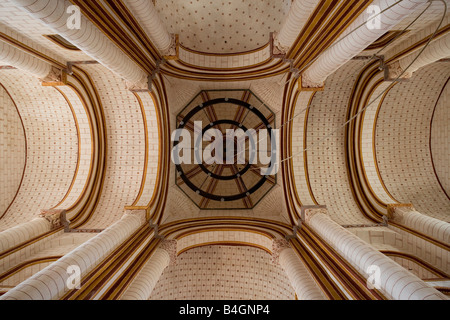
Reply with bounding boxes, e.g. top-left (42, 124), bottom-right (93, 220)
top-left (125, 75), bottom-right (150, 92)
top-left (386, 204), bottom-right (415, 223)
top-left (160, 239), bottom-right (177, 265)
top-left (39, 209), bottom-right (69, 230)
top-left (271, 32), bottom-right (288, 58)
top-left (43, 66), bottom-right (62, 82)
top-left (123, 209), bottom-right (147, 225)
top-left (298, 74), bottom-right (325, 91)
top-left (41, 67), bottom-right (67, 86)
top-left (162, 34), bottom-right (179, 60)
top-left (272, 238), bottom-right (290, 264)
top-left (384, 61), bottom-right (412, 81)
top-left (304, 208), bottom-right (328, 224)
